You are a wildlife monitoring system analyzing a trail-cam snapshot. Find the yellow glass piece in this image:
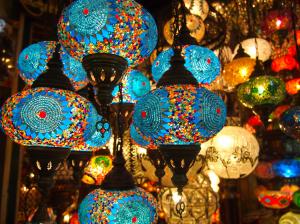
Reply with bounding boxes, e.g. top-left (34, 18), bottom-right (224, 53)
top-left (183, 0), bottom-right (209, 20)
top-left (222, 57), bottom-right (256, 88)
